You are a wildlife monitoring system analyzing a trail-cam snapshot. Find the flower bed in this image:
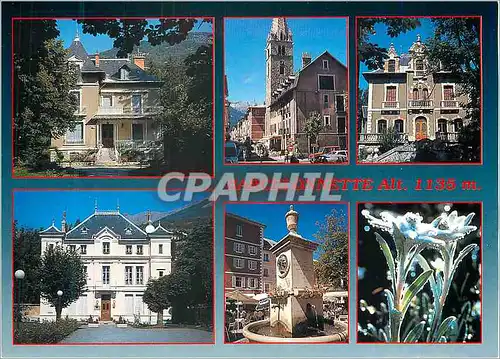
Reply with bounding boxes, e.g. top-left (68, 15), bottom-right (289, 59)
top-left (14, 319), bottom-right (81, 344)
